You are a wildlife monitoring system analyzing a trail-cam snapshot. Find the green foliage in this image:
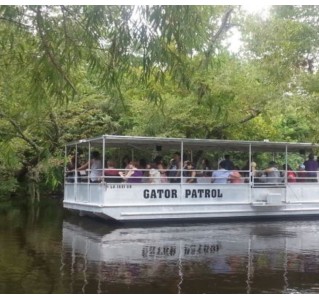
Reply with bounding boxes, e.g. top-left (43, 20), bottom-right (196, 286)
top-left (0, 141), bottom-right (22, 198)
top-left (2, 5), bottom-right (319, 199)
top-left (0, 173), bottom-right (18, 200)
top-left (58, 96), bottom-right (122, 142)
